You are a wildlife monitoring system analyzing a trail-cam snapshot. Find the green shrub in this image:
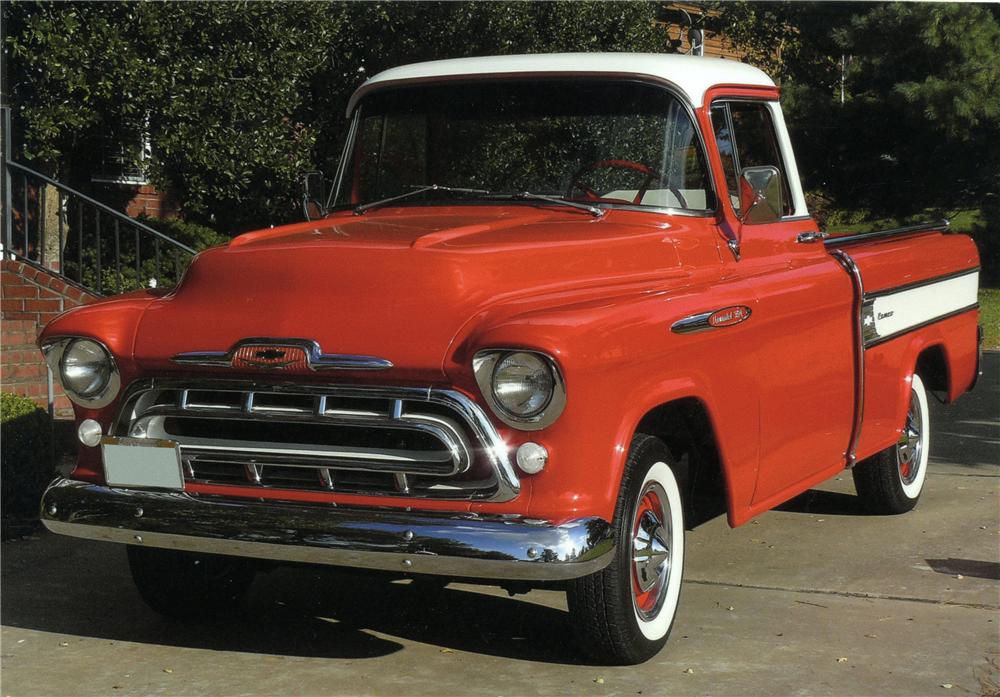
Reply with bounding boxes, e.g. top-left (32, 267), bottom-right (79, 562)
top-left (137, 216), bottom-right (230, 251)
top-left (71, 216), bottom-right (229, 295)
top-left (972, 195), bottom-right (999, 287)
top-left (1, 393), bottom-right (54, 520)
